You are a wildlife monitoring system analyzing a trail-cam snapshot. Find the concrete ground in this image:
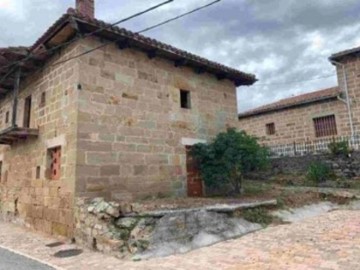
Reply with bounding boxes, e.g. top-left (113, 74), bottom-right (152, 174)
top-left (0, 210), bottom-right (359, 270)
top-left (0, 247), bottom-right (54, 270)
